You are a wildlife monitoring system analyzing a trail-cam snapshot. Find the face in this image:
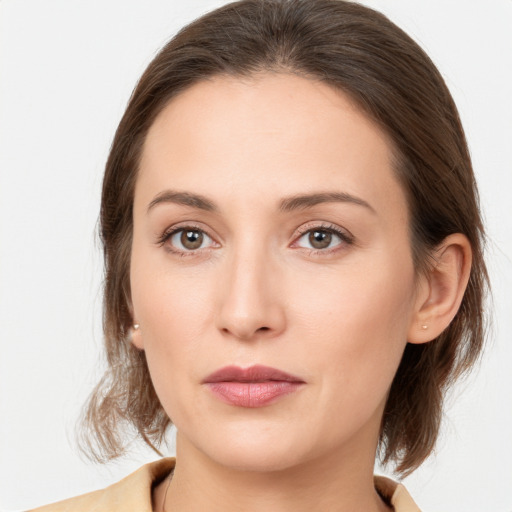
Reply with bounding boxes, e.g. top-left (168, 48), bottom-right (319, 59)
top-left (130, 73), bottom-right (423, 472)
